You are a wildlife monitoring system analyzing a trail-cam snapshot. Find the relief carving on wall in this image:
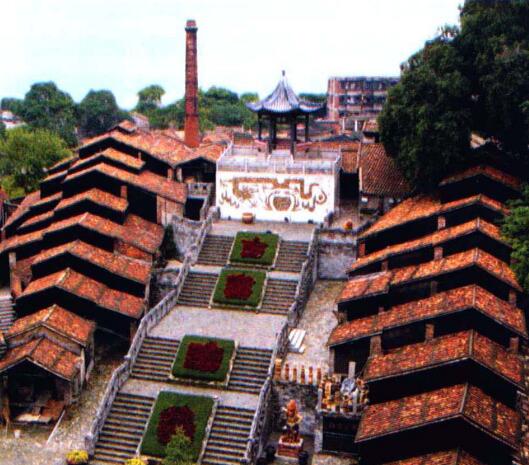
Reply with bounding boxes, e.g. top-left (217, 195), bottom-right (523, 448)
top-left (219, 177), bottom-right (328, 213)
